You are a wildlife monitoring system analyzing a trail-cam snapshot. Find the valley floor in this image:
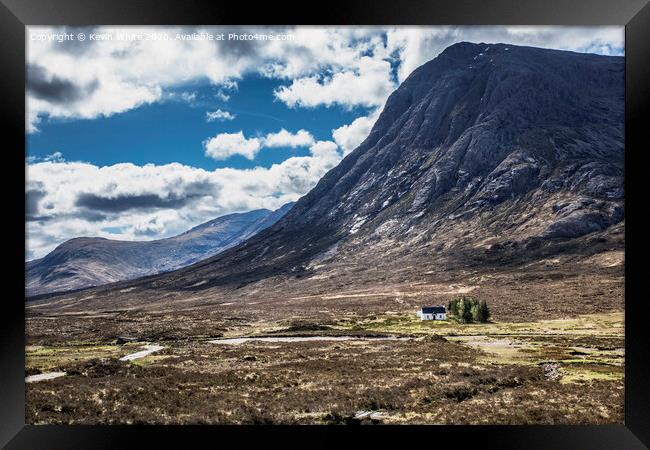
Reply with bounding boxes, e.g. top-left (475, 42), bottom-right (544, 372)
top-left (25, 309), bottom-right (624, 424)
